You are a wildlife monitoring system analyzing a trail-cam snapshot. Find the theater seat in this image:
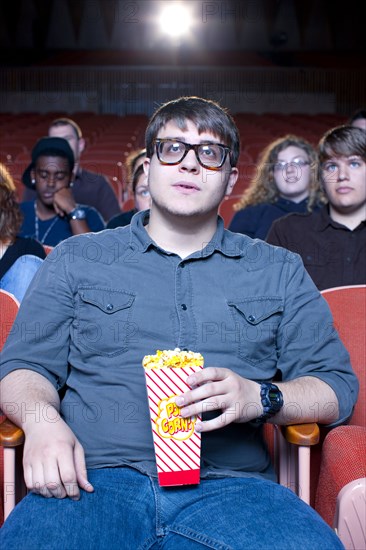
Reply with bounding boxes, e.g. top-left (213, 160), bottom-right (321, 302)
top-left (315, 285), bottom-right (366, 549)
top-left (0, 290), bottom-right (20, 526)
